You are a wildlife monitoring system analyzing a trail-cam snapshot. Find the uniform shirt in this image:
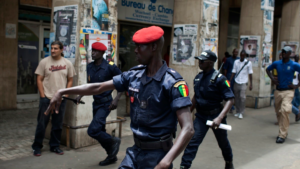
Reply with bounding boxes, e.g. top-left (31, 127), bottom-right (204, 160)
top-left (267, 60), bottom-right (300, 89)
top-left (223, 56), bottom-right (240, 80)
top-left (232, 59), bottom-right (253, 84)
top-left (194, 69), bottom-right (235, 112)
top-left (87, 59), bottom-right (122, 100)
top-left (113, 61), bottom-right (192, 140)
top-left (35, 56), bottom-right (76, 99)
